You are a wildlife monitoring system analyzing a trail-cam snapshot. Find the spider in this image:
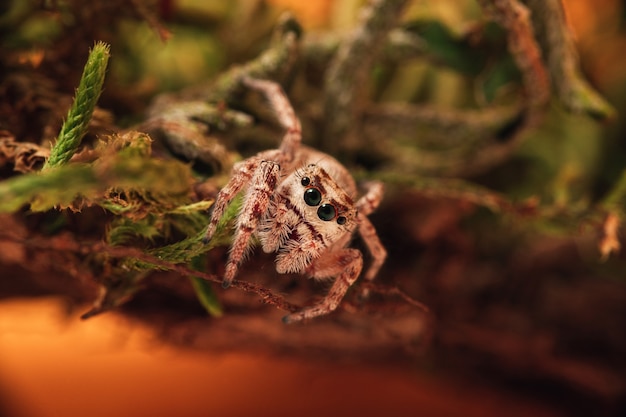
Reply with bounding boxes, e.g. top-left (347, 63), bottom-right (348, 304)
top-left (204, 77), bottom-right (386, 323)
